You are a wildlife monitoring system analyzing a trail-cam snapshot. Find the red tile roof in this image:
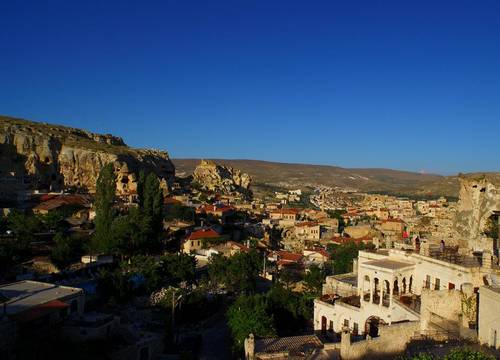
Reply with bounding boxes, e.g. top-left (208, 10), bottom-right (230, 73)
top-left (33, 195), bottom-right (91, 212)
top-left (187, 228), bottom-right (221, 240)
top-left (12, 299), bottom-right (69, 323)
top-left (276, 251), bottom-right (303, 263)
top-left (305, 248), bottom-right (330, 259)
